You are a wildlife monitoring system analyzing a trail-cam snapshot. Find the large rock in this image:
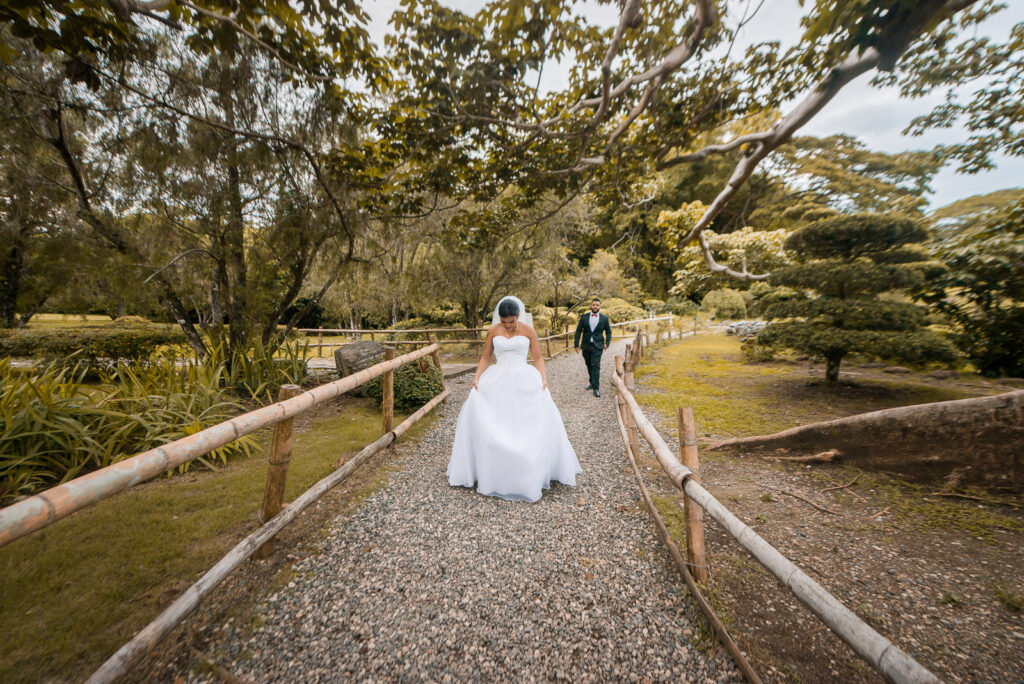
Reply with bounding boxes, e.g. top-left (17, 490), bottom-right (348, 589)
top-left (334, 341), bottom-right (387, 394)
